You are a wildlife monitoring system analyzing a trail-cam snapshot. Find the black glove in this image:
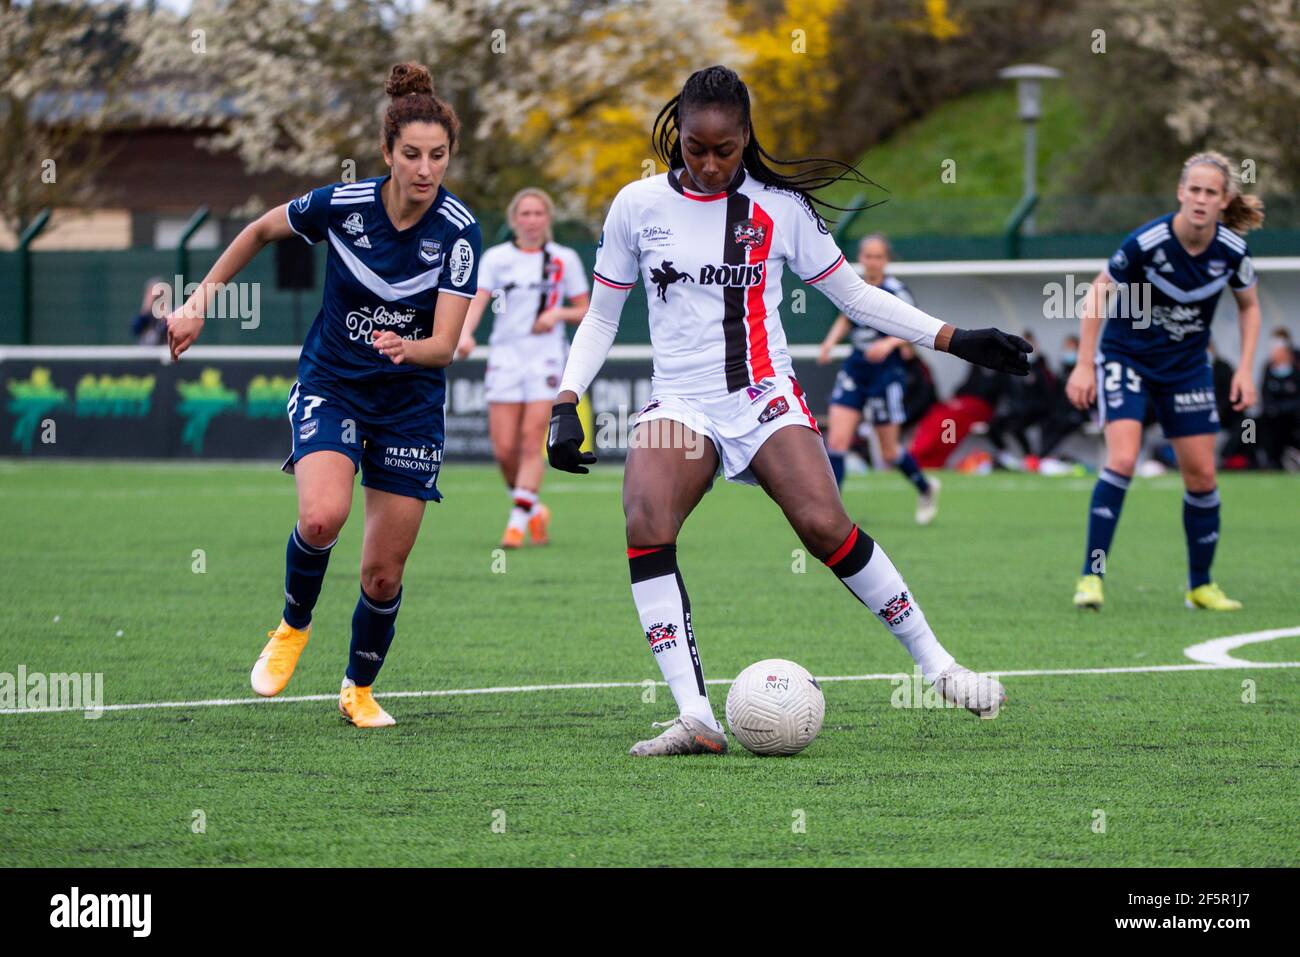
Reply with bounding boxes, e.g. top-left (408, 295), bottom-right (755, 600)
top-left (948, 327), bottom-right (1033, 376)
top-left (547, 402), bottom-right (598, 474)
